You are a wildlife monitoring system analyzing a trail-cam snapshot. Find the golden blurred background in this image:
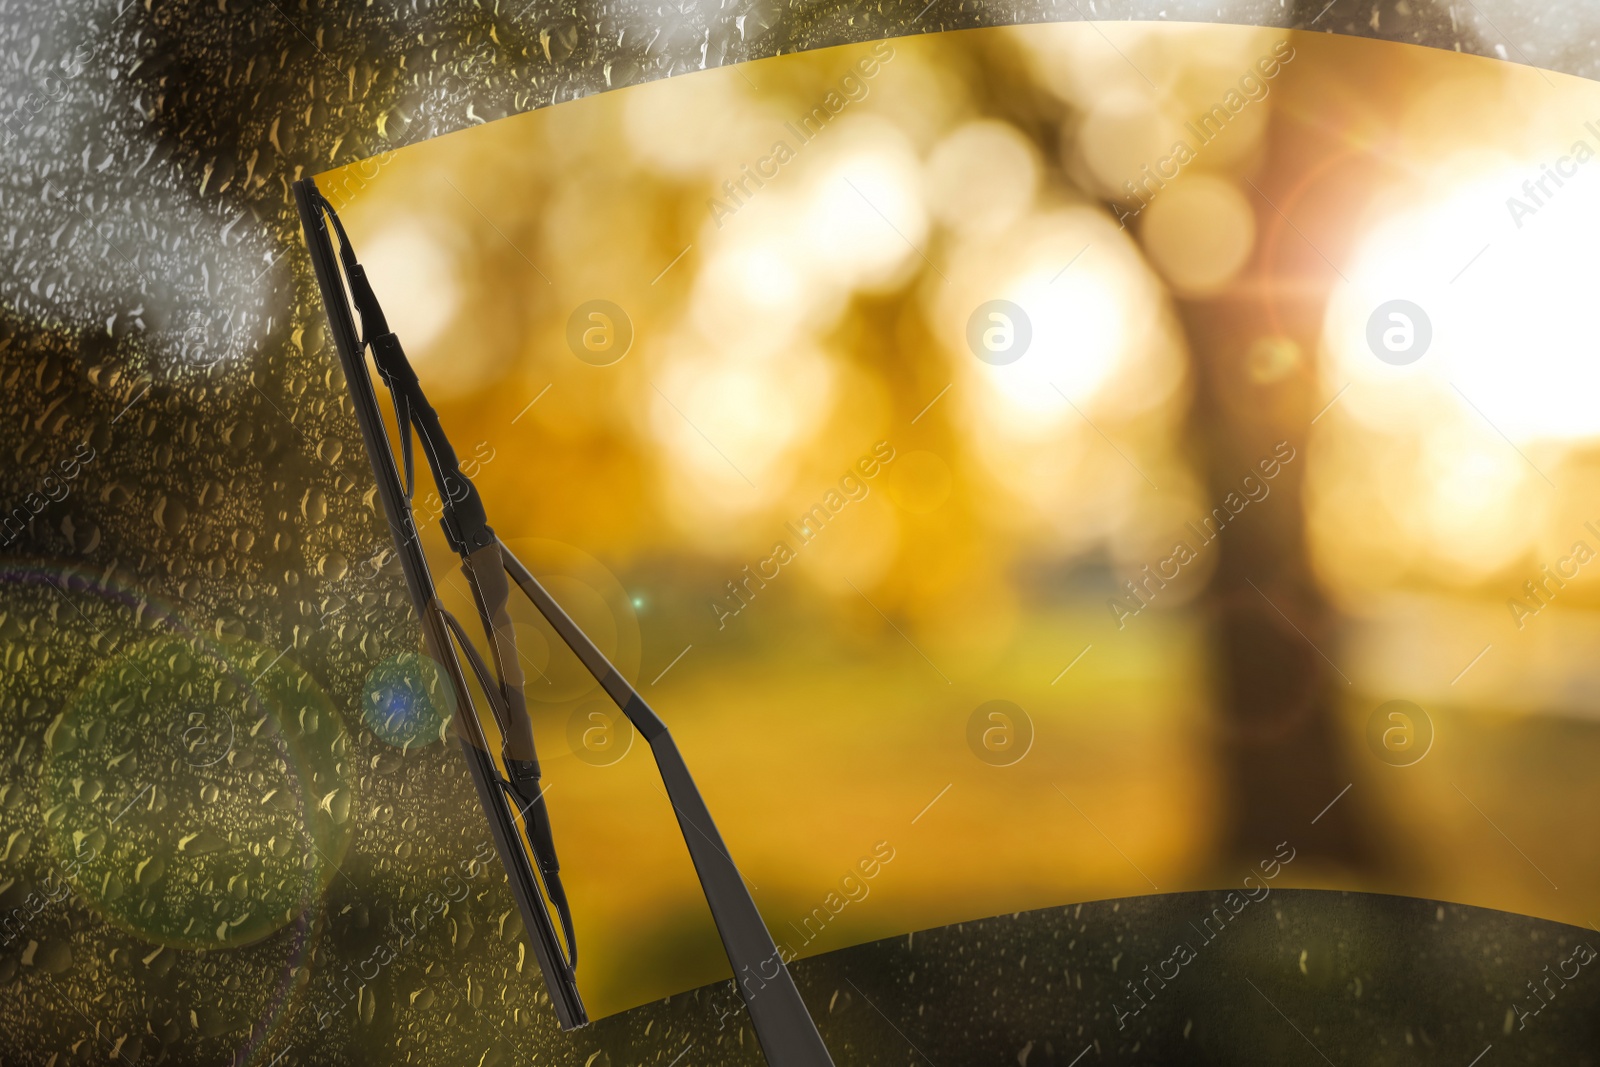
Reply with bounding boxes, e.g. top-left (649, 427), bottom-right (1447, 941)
top-left (320, 24), bottom-right (1600, 1017)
